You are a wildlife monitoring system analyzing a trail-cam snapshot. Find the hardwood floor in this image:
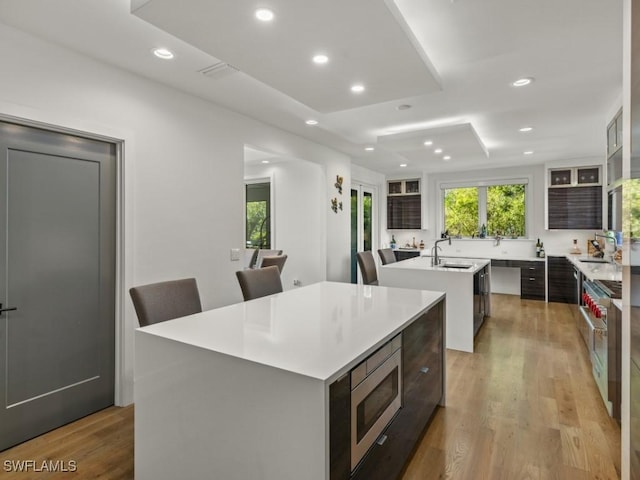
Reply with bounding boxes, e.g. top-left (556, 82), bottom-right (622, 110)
top-left (403, 294), bottom-right (621, 480)
top-left (0, 405), bottom-right (133, 479)
top-left (0, 294), bottom-right (620, 479)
